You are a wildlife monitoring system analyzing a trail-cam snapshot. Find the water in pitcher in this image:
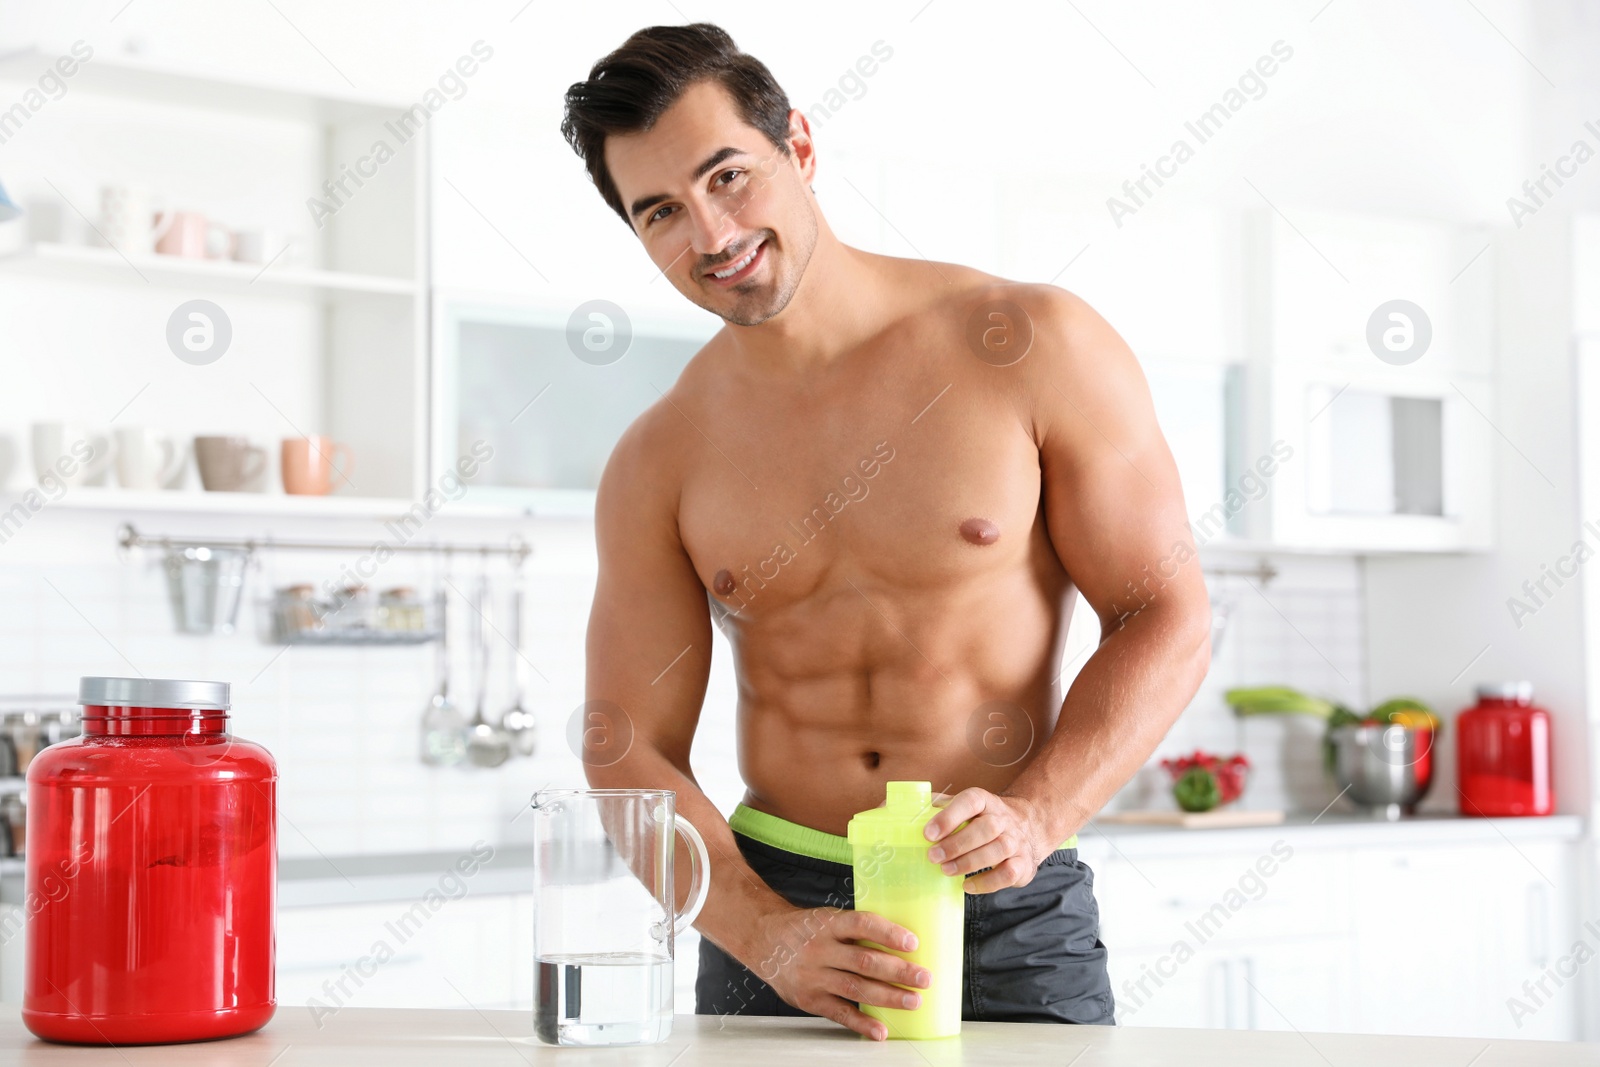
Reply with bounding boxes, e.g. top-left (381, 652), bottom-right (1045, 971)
top-left (534, 951), bottom-right (673, 1046)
